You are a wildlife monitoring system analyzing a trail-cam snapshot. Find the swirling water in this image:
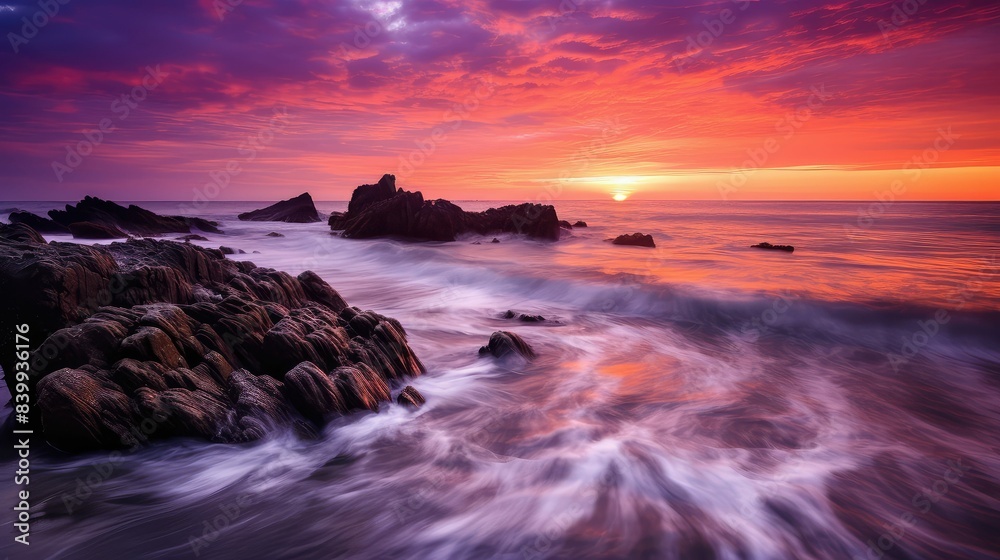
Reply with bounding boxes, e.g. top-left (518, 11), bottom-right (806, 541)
top-left (2, 200), bottom-right (999, 559)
